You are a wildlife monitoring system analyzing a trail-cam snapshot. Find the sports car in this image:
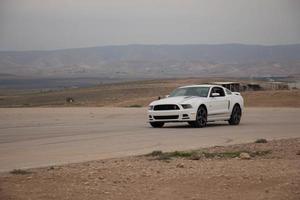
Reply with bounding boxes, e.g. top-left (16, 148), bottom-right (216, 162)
top-left (148, 84), bottom-right (244, 128)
